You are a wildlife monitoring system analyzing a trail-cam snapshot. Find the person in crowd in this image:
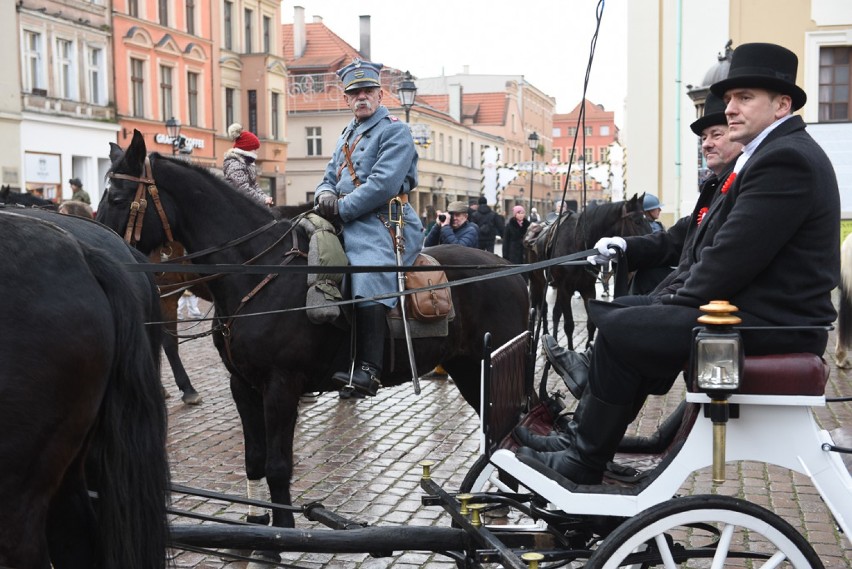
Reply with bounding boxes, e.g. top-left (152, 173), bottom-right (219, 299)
top-left (314, 58), bottom-right (422, 397)
top-left (642, 194), bottom-right (664, 233)
top-left (223, 123), bottom-right (273, 206)
top-left (502, 205), bottom-right (531, 266)
top-left (424, 200), bottom-right (479, 247)
top-left (516, 43), bottom-right (839, 485)
top-left (471, 195), bottom-right (504, 253)
top-left (67, 178), bottom-right (90, 204)
top-left (529, 207), bottom-right (541, 223)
